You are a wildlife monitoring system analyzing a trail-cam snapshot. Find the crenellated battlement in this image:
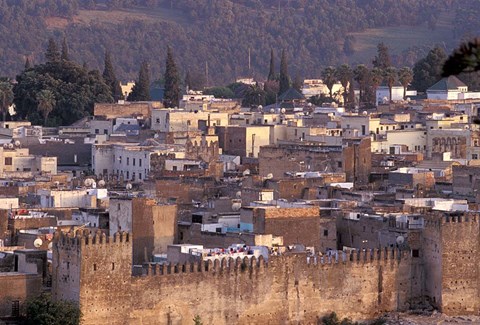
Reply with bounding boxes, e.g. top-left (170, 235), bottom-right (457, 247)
top-left (139, 255), bottom-right (267, 277)
top-left (442, 212), bottom-right (479, 224)
top-left (135, 248), bottom-right (409, 279)
top-left (54, 230), bottom-right (131, 250)
top-left (423, 211), bottom-right (480, 229)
